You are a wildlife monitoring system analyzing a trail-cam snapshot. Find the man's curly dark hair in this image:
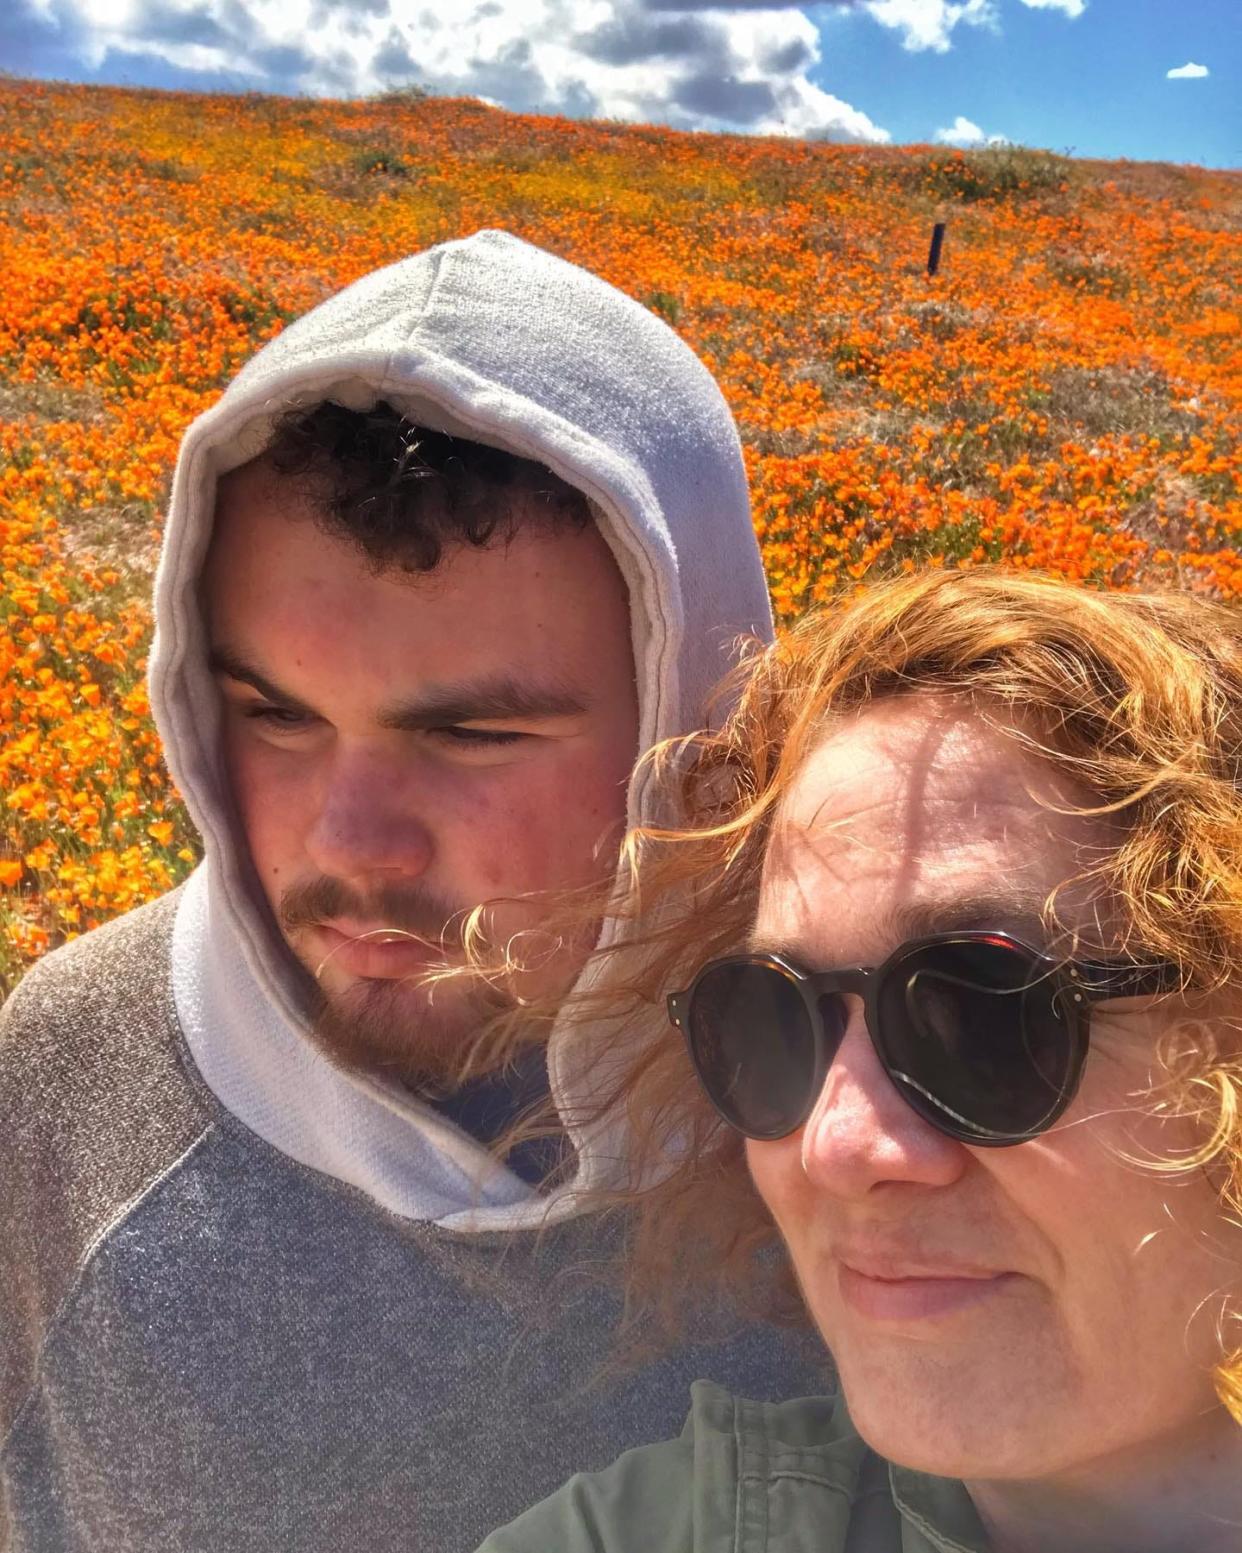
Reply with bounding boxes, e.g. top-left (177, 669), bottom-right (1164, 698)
top-left (262, 400), bottom-right (592, 574)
